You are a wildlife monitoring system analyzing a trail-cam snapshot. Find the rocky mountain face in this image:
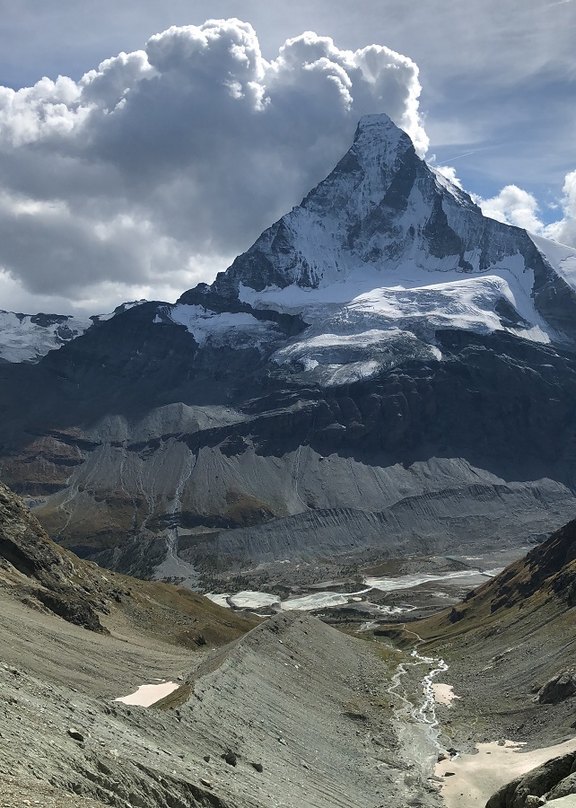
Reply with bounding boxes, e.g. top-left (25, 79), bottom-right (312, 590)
top-left (2, 114), bottom-right (576, 582)
top-left (0, 479), bottom-right (107, 631)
